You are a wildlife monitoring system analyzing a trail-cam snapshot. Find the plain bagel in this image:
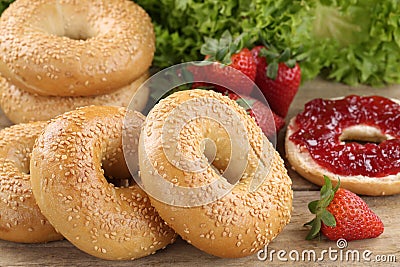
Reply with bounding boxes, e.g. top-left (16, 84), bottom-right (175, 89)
top-left (30, 106), bottom-right (176, 260)
top-left (0, 72), bottom-right (149, 124)
top-left (0, 121), bottom-right (63, 243)
top-left (138, 89), bottom-right (293, 258)
top-left (0, 0), bottom-right (155, 96)
top-left (286, 95), bottom-right (400, 196)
